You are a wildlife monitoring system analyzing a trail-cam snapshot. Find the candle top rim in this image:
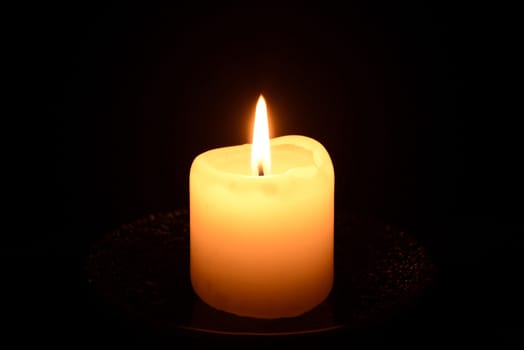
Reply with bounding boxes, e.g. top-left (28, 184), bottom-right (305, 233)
top-left (191, 135), bottom-right (333, 180)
